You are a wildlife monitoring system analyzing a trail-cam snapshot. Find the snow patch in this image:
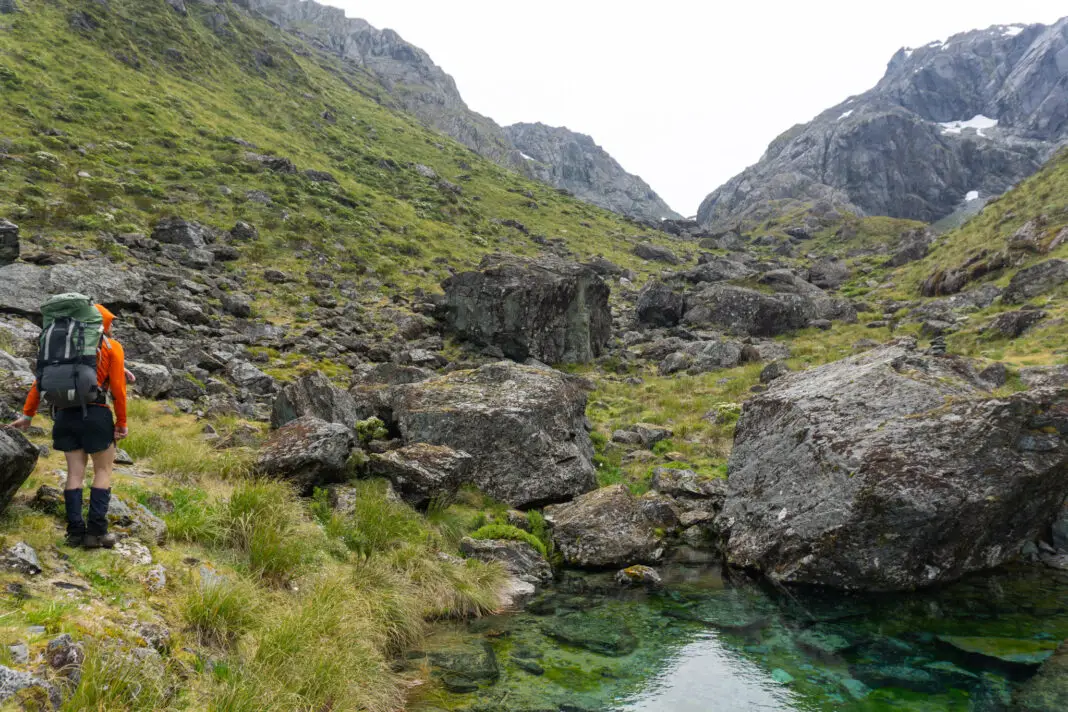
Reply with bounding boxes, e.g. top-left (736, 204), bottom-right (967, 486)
top-left (520, 152), bottom-right (535, 161)
top-left (1001, 25), bottom-right (1024, 37)
top-left (837, 110), bottom-right (854, 121)
top-left (965, 190), bottom-right (979, 202)
top-left (939, 115), bottom-right (998, 135)
top-left (904, 48), bottom-right (914, 58)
